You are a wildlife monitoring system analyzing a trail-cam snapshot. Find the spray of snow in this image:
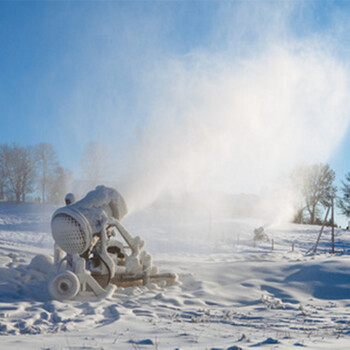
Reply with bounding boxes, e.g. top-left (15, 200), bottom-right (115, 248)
top-left (56, 2), bottom-right (350, 224)
top-left (118, 45), bottom-right (350, 224)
